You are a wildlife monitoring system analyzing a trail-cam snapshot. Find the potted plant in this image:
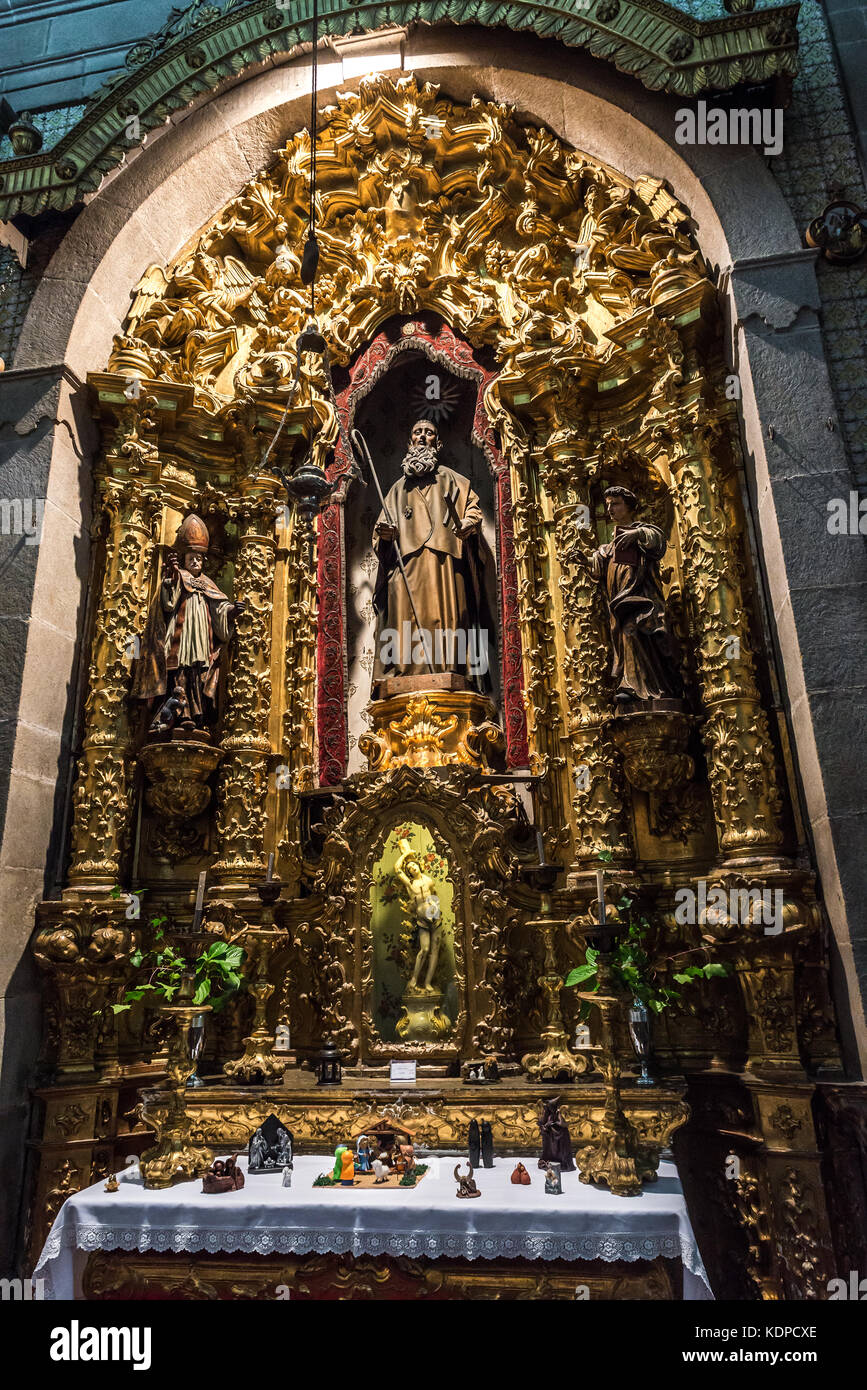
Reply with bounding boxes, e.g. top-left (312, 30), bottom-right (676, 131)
top-left (112, 909), bottom-right (244, 1086)
top-left (565, 855), bottom-right (730, 1078)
